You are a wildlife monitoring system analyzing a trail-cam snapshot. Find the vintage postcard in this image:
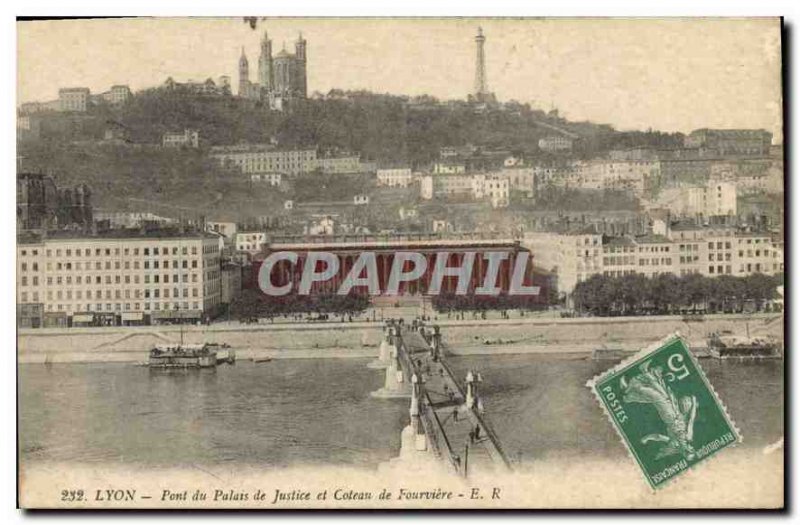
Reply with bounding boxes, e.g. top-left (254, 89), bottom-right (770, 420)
top-left (16, 17), bottom-right (784, 509)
